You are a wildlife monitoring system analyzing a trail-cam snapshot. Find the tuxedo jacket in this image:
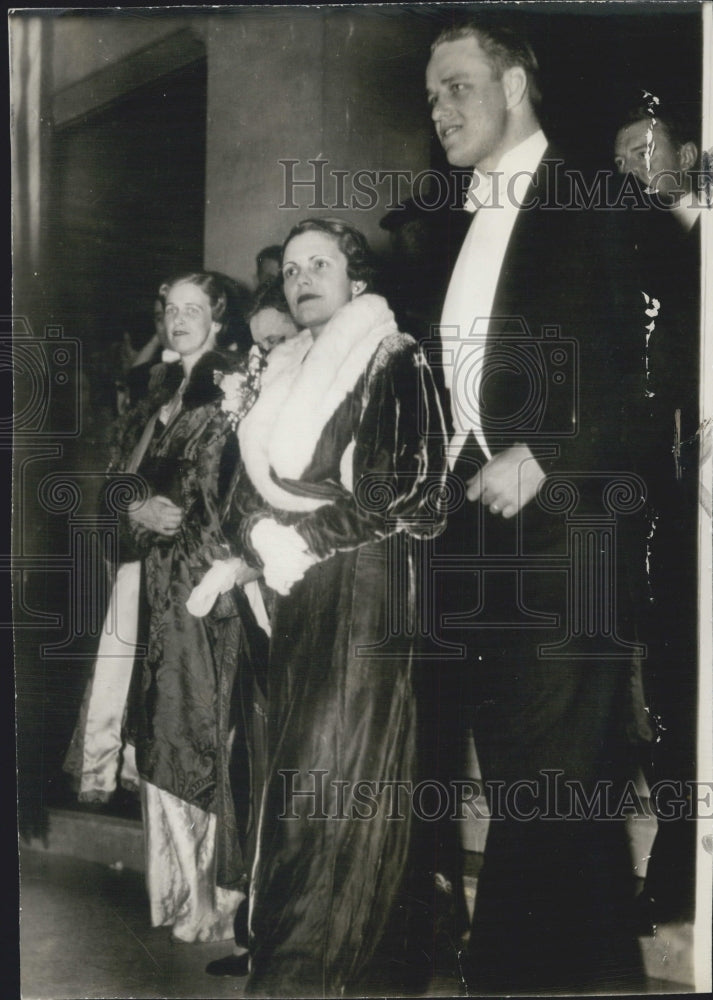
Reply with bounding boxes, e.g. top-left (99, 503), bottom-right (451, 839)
top-left (446, 150), bottom-right (647, 549)
top-left (438, 150), bottom-right (650, 656)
